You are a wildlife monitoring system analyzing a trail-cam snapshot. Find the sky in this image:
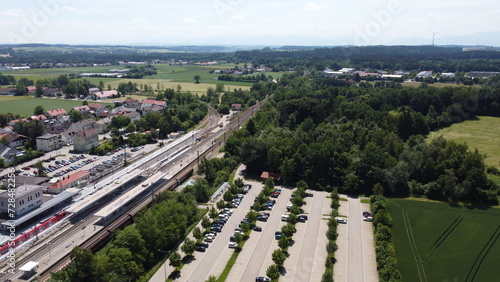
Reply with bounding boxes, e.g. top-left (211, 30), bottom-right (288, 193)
top-left (1, 0), bottom-right (500, 46)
